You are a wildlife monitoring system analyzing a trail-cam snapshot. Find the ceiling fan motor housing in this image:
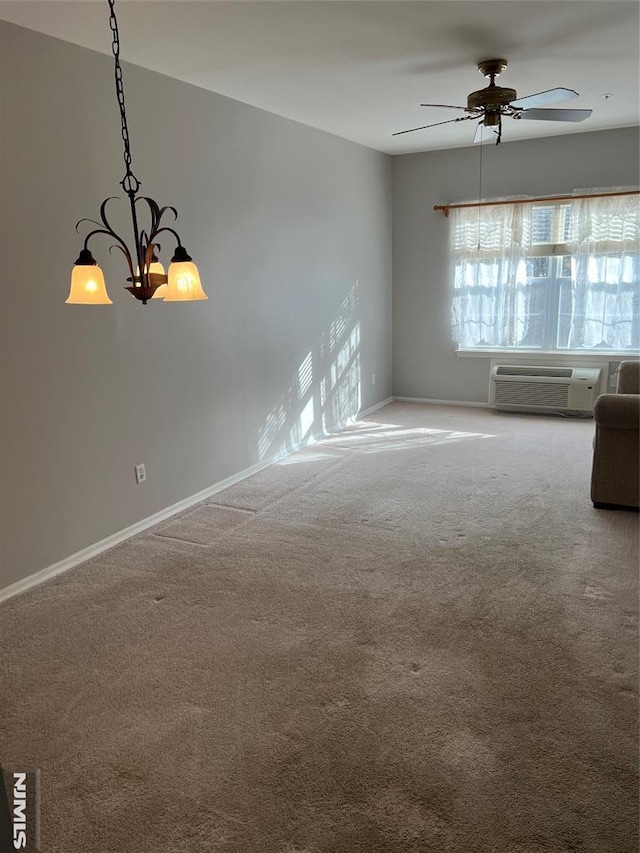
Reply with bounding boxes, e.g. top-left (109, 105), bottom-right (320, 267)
top-left (467, 86), bottom-right (517, 112)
